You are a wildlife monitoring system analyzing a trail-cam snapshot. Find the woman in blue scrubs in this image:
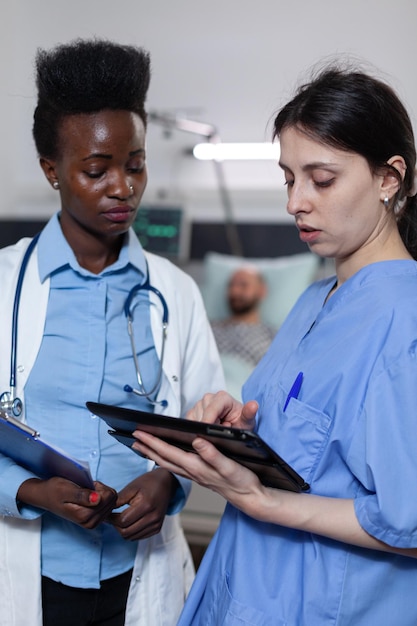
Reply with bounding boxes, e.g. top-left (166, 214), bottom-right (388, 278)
top-left (134, 65), bottom-right (417, 625)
